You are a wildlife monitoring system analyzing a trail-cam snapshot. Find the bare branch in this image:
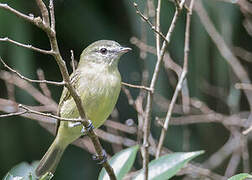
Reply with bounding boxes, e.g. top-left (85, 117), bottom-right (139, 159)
top-left (194, 0), bottom-right (252, 110)
top-left (0, 110), bottom-right (27, 118)
top-left (0, 3), bottom-right (49, 33)
top-left (35, 0), bottom-right (50, 26)
top-left (0, 71), bottom-right (58, 110)
top-left (130, 37), bottom-right (182, 76)
top-left (70, 50), bottom-right (76, 73)
top-left (155, 0), bottom-right (162, 57)
top-left (233, 46), bottom-right (252, 63)
top-left (122, 82), bottom-right (153, 92)
top-left (0, 3), bottom-right (35, 24)
top-left (133, 2), bottom-right (168, 44)
top-left (156, 0), bottom-right (194, 158)
top-left (37, 69), bottom-right (53, 98)
top-left (0, 57), bottom-right (65, 86)
top-left (142, 1), bottom-right (185, 178)
top-left (19, 104), bottom-right (83, 122)
top-left (0, 37), bottom-right (53, 55)
top-left (49, 0), bottom-right (55, 31)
